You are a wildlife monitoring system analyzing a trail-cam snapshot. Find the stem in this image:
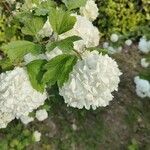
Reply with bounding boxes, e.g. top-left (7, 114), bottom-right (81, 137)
top-left (73, 49), bottom-right (82, 60)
